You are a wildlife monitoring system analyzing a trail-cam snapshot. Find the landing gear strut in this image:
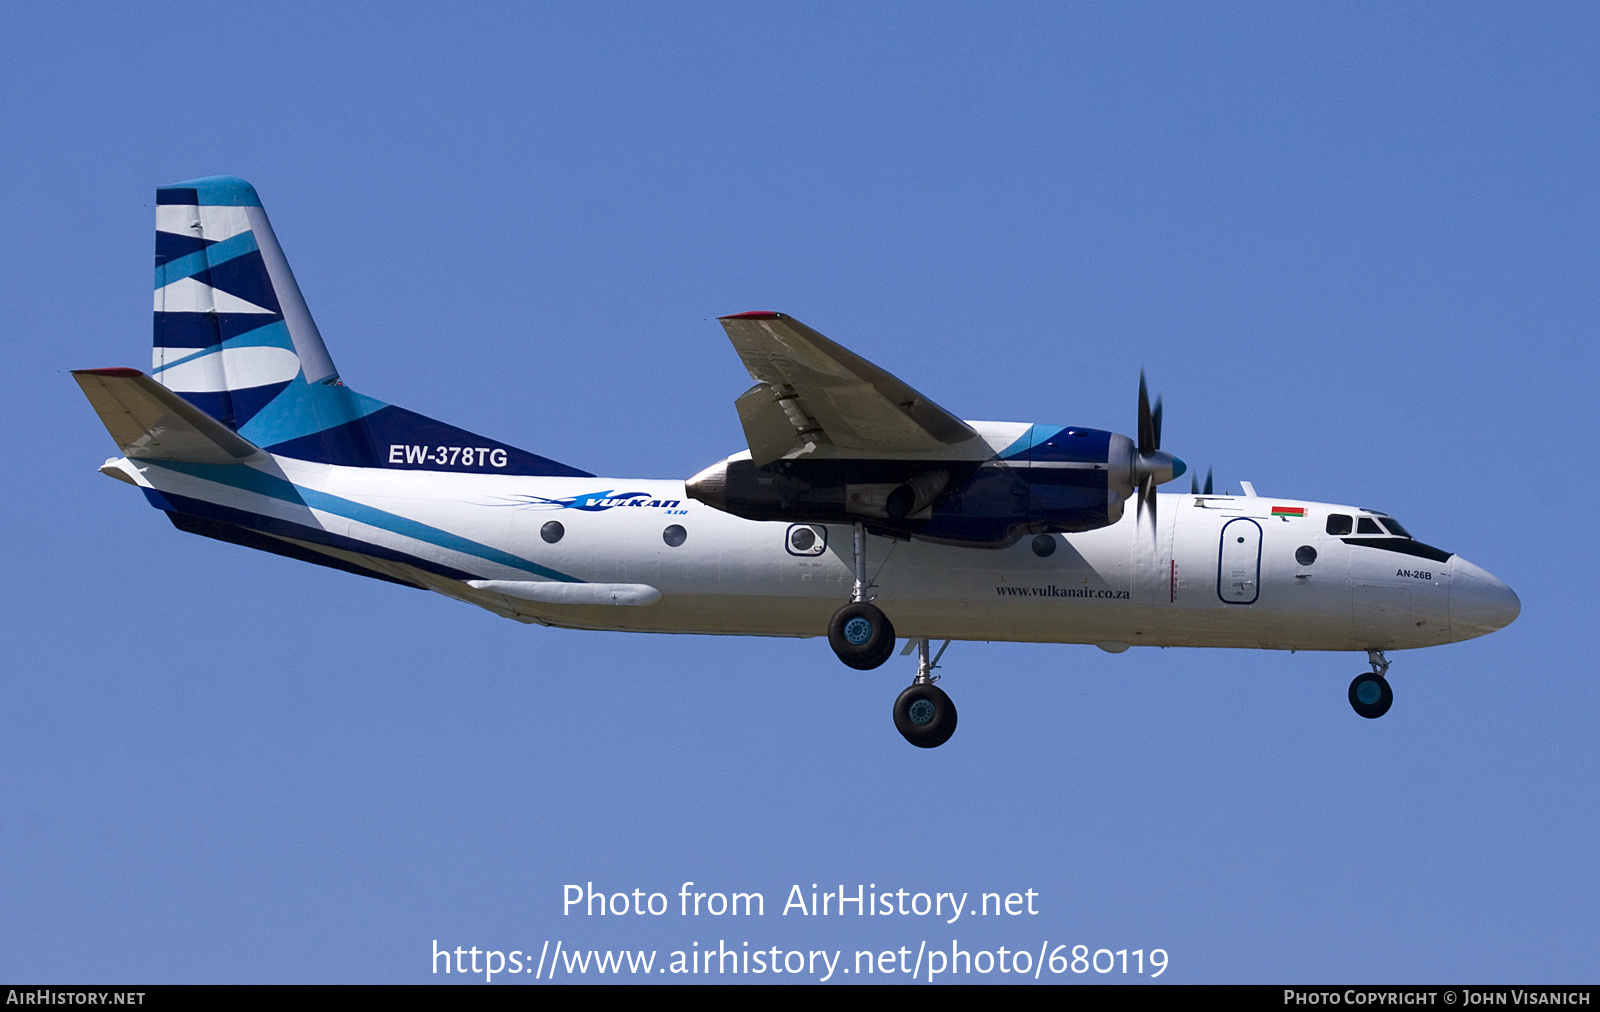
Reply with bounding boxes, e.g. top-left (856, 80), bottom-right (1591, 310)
top-left (1348, 649), bottom-right (1394, 719)
top-left (823, 526), bottom-right (956, 746)
top-left (828, 523), bottom-right (895, 670)
top-left (894, 639), bottom-right (958, 748)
